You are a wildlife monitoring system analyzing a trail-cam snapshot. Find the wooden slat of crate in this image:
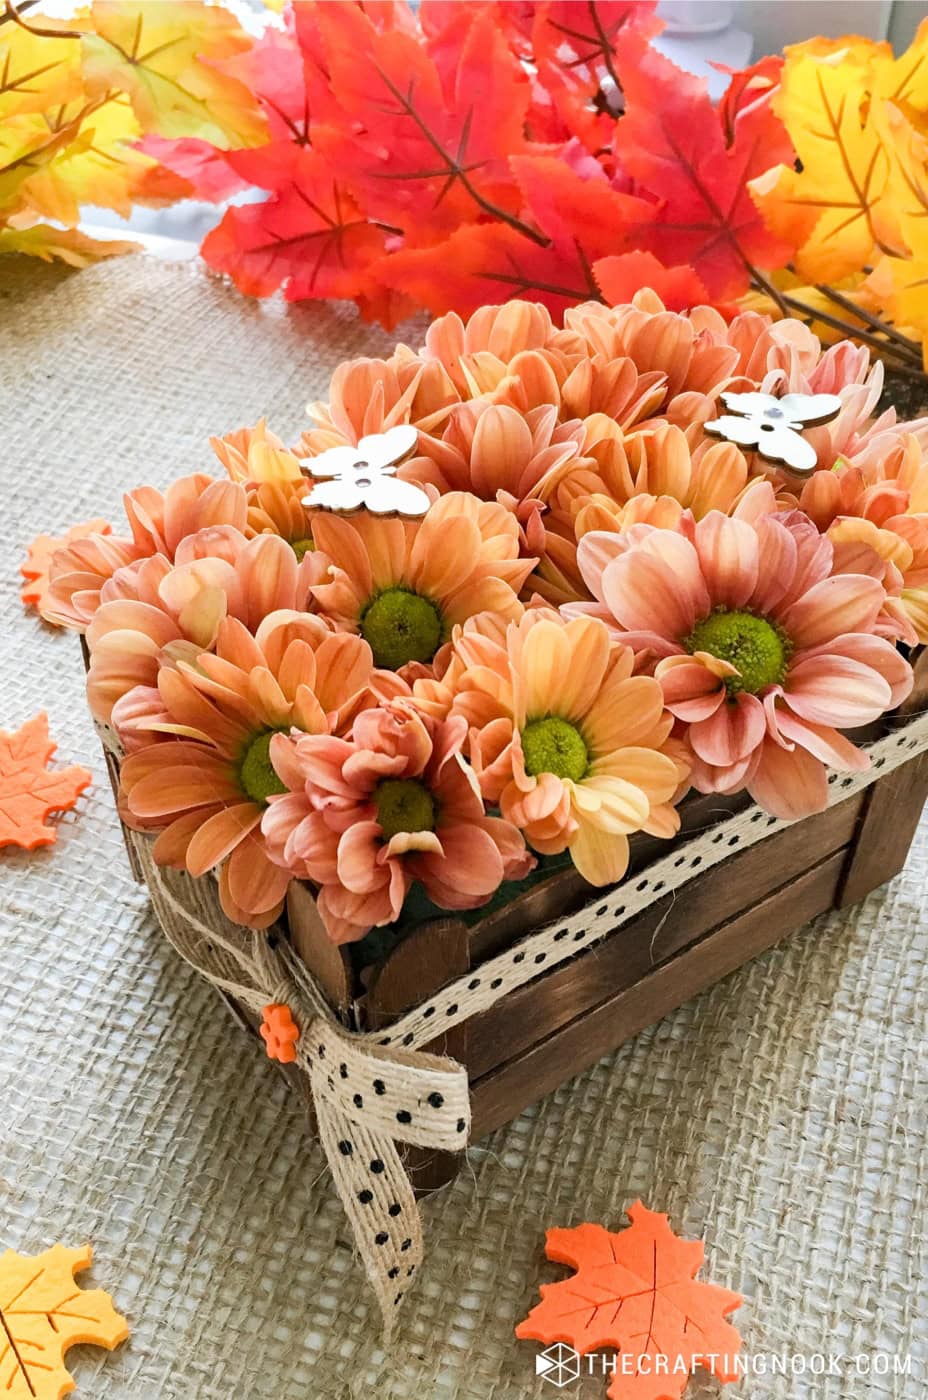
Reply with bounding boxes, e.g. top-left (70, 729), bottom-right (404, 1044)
top-left (461, 789), bottom-right (866, 1083)
top-left (468, 847), bottom-right (848, 1140)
